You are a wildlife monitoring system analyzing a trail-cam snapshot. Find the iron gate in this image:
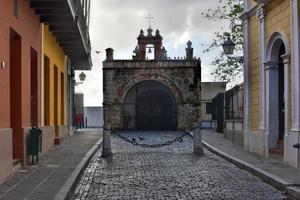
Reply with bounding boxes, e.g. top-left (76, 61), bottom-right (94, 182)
top-left (123, 80), bottom-right (177, 131)
top-left (123, 103), bottom-right (177, 131)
